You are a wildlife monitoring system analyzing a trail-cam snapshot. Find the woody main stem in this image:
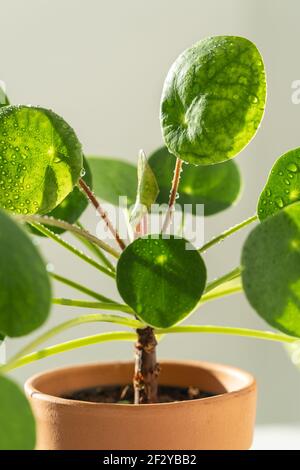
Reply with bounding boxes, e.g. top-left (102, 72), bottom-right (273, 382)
top-left (134, 327), bottom-right (160, 404)
top-left (134, 157), bottom-right (183, 402)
